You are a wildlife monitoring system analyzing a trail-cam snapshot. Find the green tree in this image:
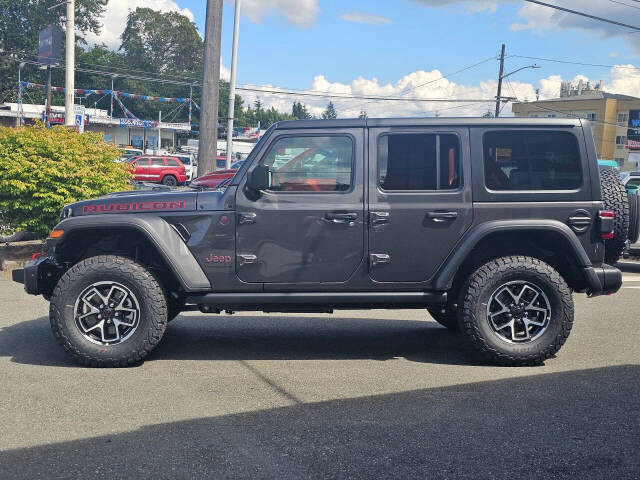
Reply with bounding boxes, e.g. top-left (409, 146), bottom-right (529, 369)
top-left (292, 101), bottom-right (311, 120)
top-left (322, 101), bottom-right (337, 119)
